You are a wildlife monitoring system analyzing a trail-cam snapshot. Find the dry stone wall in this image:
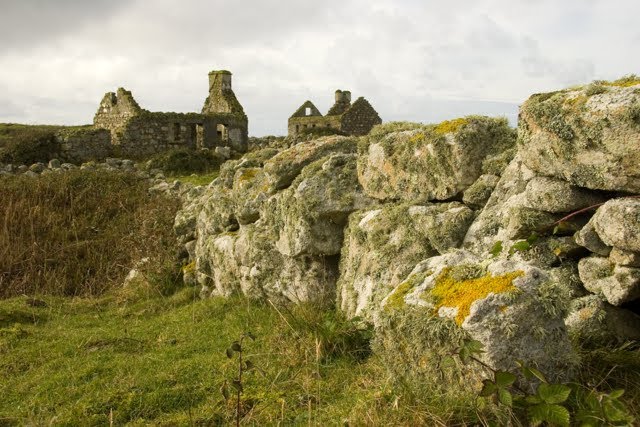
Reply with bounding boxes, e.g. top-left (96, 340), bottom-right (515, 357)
top-left (175, 77), bottom-right (640, 385)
